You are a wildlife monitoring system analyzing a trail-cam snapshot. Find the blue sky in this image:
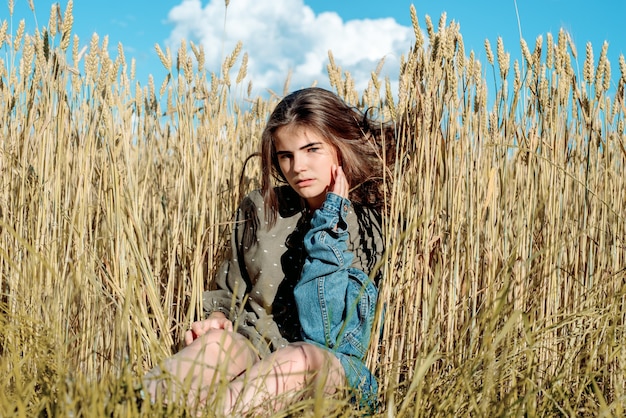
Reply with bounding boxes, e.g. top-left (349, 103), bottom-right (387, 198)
top-left (7, 0), bottom-right (626, 97)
